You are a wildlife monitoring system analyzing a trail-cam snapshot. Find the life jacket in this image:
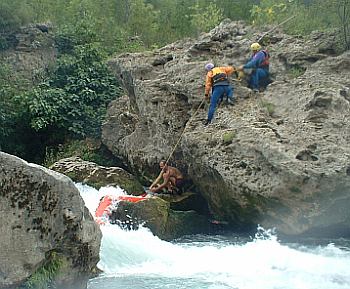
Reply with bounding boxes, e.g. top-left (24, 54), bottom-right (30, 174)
top-left (259, 50), bottom-right (270, 68)
top-left (211, 67), bottom-right (228, 84)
